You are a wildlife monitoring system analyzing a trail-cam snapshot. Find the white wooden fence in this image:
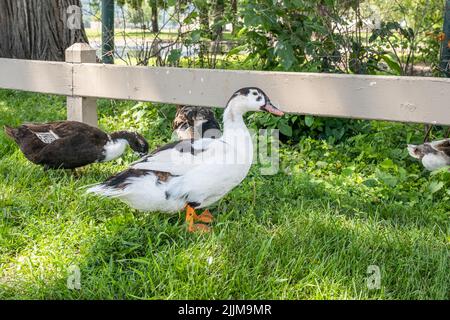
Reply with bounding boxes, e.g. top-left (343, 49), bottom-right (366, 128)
top-left (1, 43), bottom-right (450, 127)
